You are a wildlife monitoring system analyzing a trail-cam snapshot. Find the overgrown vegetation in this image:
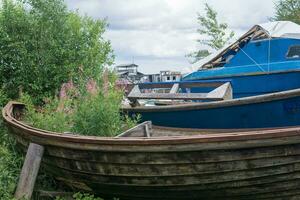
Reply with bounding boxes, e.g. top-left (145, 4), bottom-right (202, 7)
top-left (0, 0), bottom-right (133, 199)
top-left (0, 124), bottom-right (23, 200)
top-left (56, 193), bottom-right (104, 200)
top-left (1, 80), bottom-right (132, 199)
top-left (20, 76), bottom-right (137, 136)
top-left (0, 90), bottom-right (23, 200)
